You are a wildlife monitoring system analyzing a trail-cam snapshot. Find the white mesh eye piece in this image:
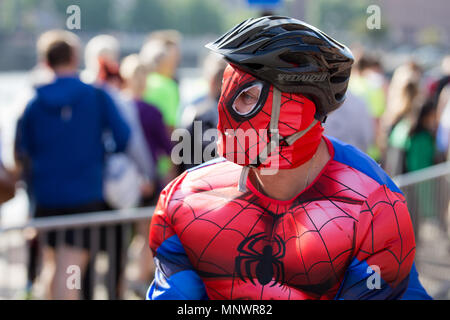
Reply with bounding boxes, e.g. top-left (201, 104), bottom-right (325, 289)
top-left (232, 83), bottom-right (263, 116)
